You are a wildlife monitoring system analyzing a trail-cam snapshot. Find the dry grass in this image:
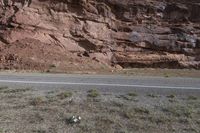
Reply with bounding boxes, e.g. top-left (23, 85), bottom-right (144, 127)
top-left (0, 87), bottom-right (199, 133)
